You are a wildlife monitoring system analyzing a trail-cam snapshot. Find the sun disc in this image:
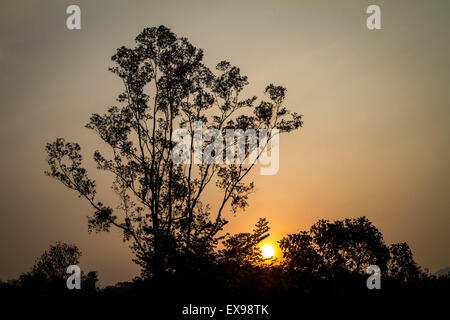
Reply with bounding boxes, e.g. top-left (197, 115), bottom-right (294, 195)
top-left (260, 244), bottom-right (275, 259)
